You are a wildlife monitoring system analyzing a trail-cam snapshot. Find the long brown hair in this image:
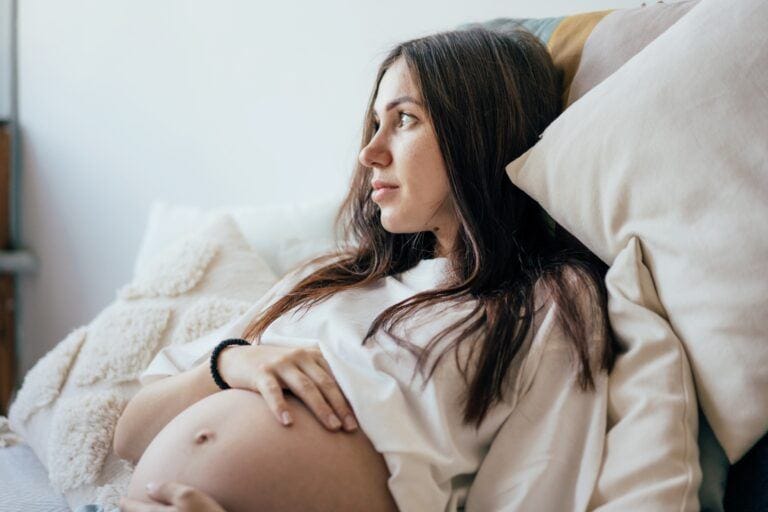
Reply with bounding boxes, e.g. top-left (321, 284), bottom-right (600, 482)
top-left (242, 27), bottom-right (617, 428)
